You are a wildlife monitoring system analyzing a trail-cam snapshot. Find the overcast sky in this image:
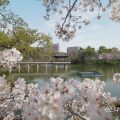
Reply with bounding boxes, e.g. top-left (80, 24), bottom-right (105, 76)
top-left (8, 0), bottom-right (120, 52)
